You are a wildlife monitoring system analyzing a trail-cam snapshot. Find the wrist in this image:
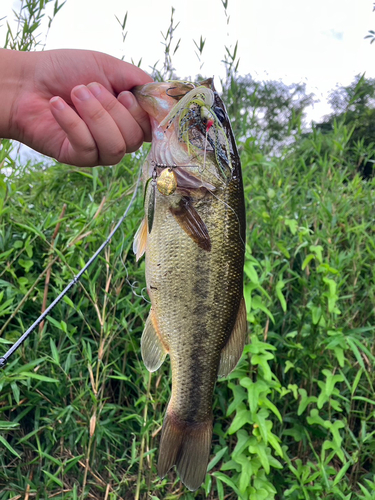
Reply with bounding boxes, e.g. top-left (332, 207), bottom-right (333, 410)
top-left (0, 49), bottom-right (28, 140)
